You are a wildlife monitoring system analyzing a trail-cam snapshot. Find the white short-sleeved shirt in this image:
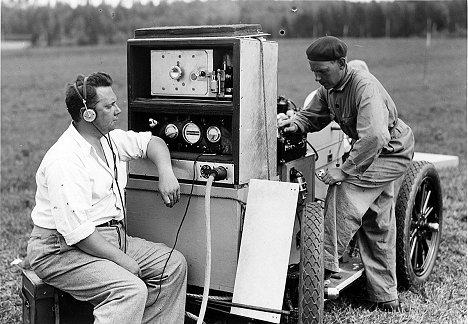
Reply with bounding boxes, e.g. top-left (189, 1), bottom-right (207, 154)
top-left (31, 123), bottom-right (152, 245)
